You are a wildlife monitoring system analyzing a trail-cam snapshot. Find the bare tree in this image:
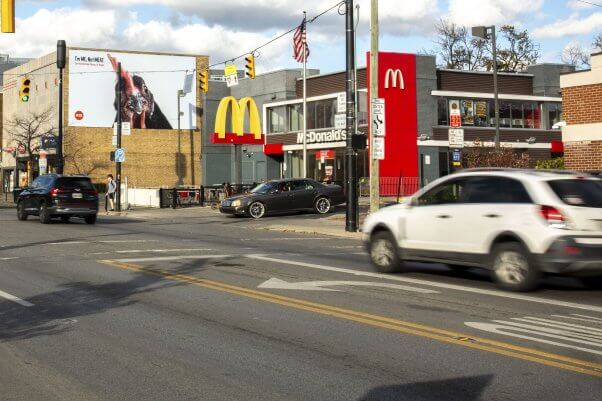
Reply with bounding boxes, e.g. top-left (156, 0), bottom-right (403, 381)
top-left (561, 42), bottom-right (590, 69)
top-left (4, 108), bottom-right (56, 157)
top-left (593, 33), bottom-right (602, 51)
top-left (433, 22), bottom-right (540, 72)
top-left (433, 19), bottom-right (487, 70)
top-left (491, 26), bottom-right (540, 72)
top-left (63, 135), bottom-right (105, 176)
